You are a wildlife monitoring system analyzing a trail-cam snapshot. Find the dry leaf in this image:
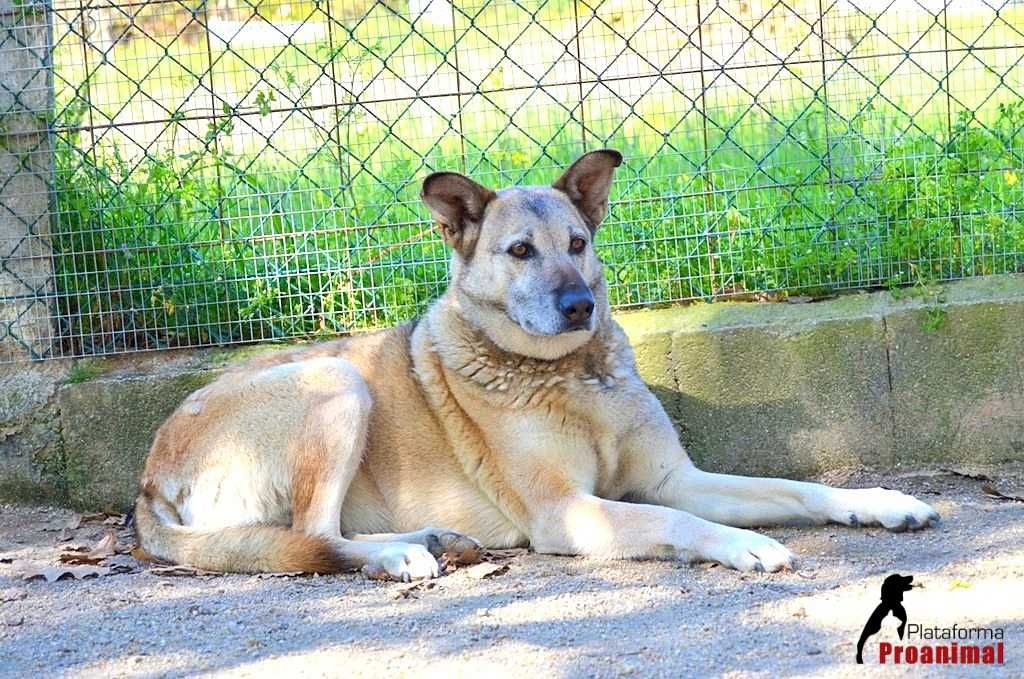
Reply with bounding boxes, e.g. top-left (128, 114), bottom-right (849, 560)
top-left (77, 512), bottom-right (127, 526)
top-left (147, 565), bottom-right (223, 577)
top-left (941, 468), bottom-right (992, 481)
top-left (55, 528), bottom-right (75, 543)
top-left (59, 531), bottom-right (118, 565)
top-left (395, 581), bottom-right (437, 599)
top-left (21, 564), bottom-right (110, 583)
top-left (481, 548), bottom-right (528, 562)
top-left (90, 531), bottom-right (118, 558)
top-left (981, 484), bottom-right (1024, 502)
top-left (104, 554), bottom-right (142, 575)
top-left (114, 535), bottom-right (136, 554)
top-left (464, 562), bottom-right (510, 579)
